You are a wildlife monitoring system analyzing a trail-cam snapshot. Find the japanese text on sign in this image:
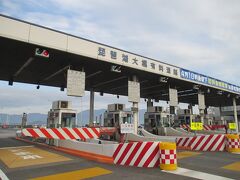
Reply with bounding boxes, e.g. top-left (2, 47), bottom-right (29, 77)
top-left (97, 47), bottom-right (180, 78)
top-left (191, 122), bottom-right (203, 131)
top-left (180, 69), bottom-right (240, 93)
top-left (120, 123), bottom-right (134, 134)
top-left (228, 123), bottom-right (236, 130)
